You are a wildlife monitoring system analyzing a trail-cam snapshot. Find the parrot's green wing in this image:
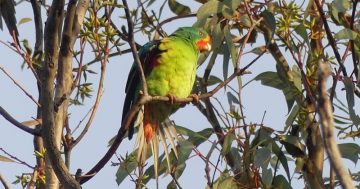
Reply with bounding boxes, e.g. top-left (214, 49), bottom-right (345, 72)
top-left (122, 40), bottom-right (163, 139)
